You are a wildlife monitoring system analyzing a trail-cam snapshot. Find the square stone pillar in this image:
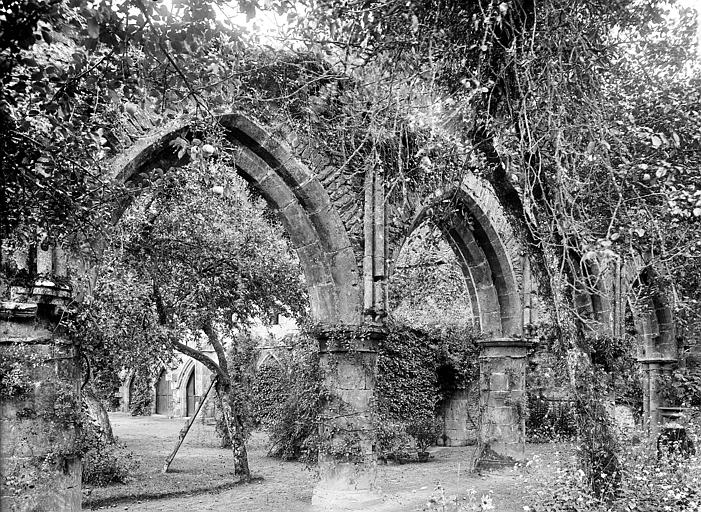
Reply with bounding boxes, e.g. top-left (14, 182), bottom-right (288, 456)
top-left (1, 294), bottom-right (80, 510)
top-left (312, 326), bottom-right (383, 511)
top-left (1, 243), bottom-right (80, 512)
top-left (474, 338), bottom-right (533, 470)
